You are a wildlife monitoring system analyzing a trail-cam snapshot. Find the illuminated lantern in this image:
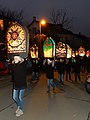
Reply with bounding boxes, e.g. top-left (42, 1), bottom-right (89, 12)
top-left (78, 46), bottom-right (85, 57)
top-left (0, 19), bottom-right (4, 30)
top-left (6, 22), bottom-right (29, 58)
top-left (86, 50), bottom-right (90, 57)
top-left (72, 51), bottom-right (75, 57)
top-left (30, 44), bottom-right (38, 58)
top-left (75, 50), bottom-right (78, 56)
top-left (56, 42), bottom-right (66, 58)
top-left (43, 37), bottom-right (55, 58)
top-left (56, 42), bottom-right (72, 58)
top-left (67, 44), bottom-right (72, 58)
